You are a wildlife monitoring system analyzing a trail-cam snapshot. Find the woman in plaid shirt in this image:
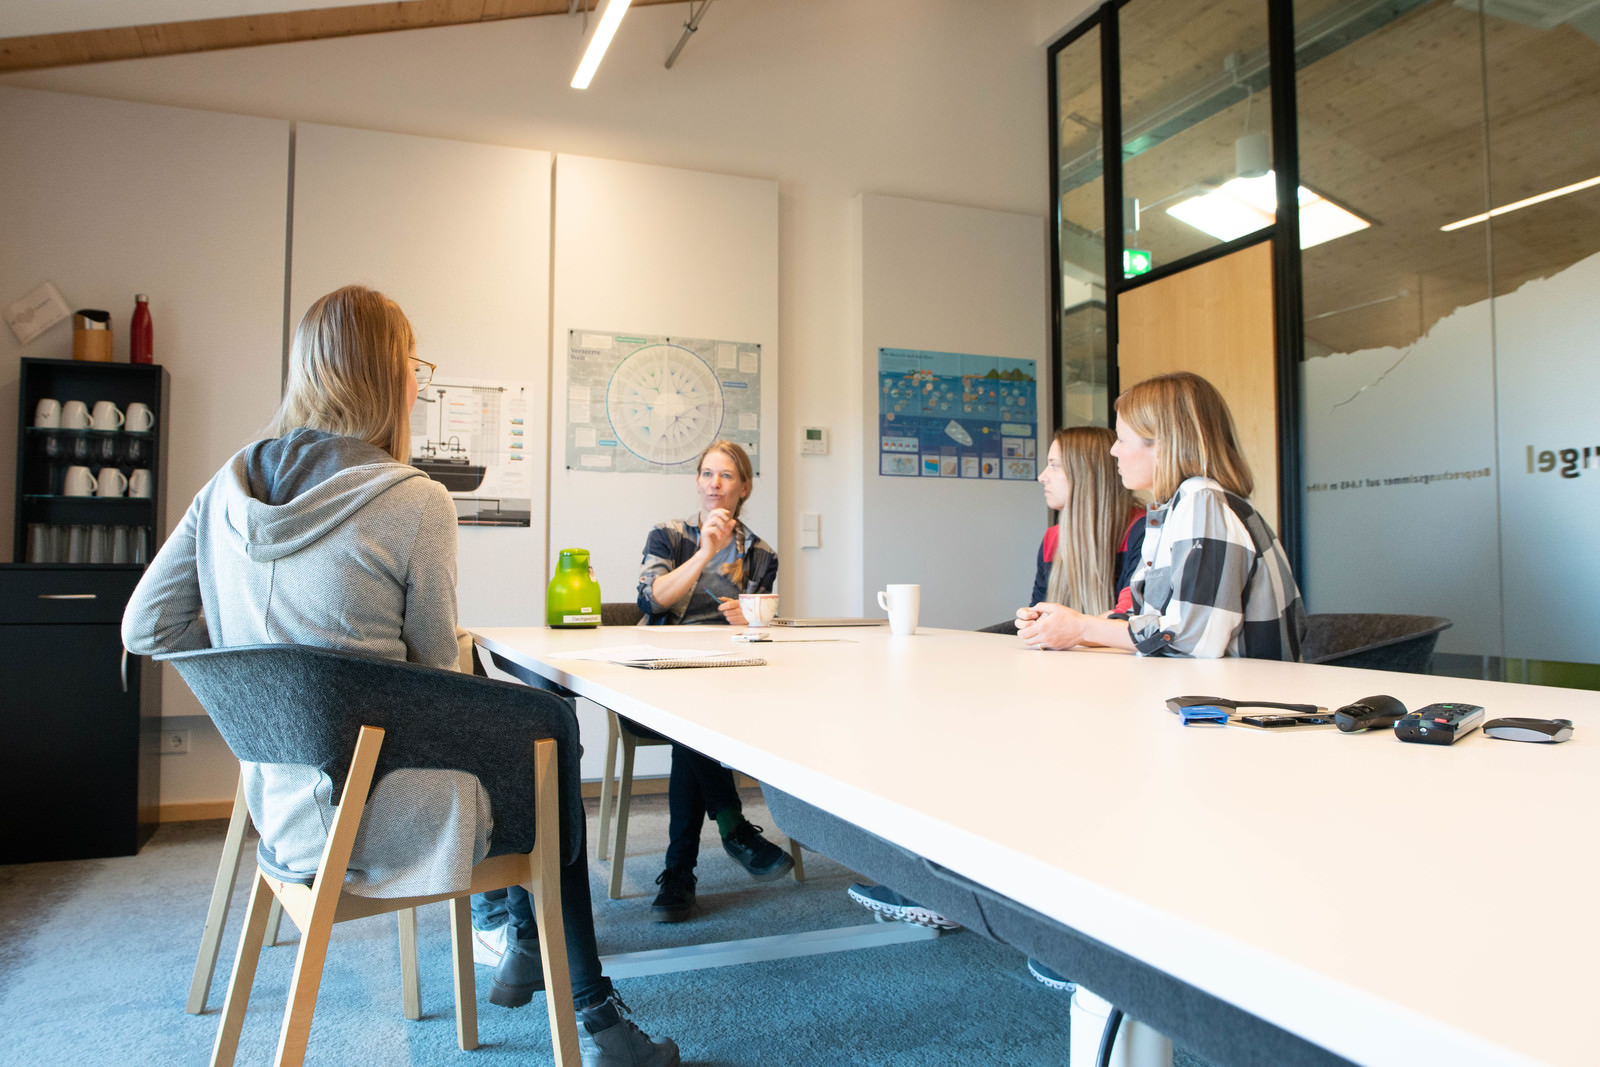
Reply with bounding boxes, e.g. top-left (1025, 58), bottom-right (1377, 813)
top-left (1017, 372), bottom-right (1305, 660)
